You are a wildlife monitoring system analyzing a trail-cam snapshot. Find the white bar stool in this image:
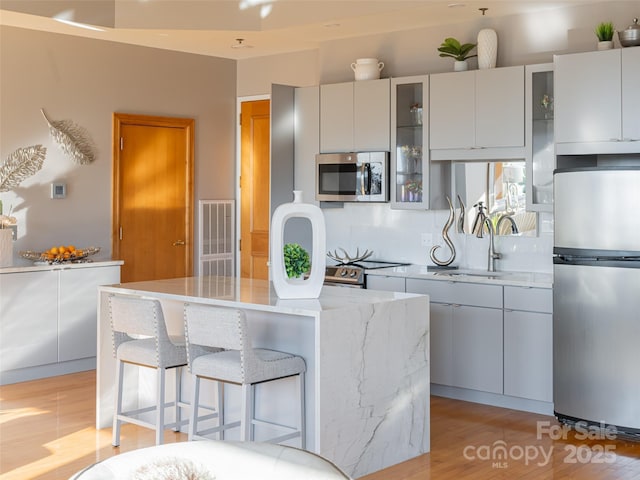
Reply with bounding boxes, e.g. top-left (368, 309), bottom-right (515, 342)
top-left (183, 304), bottom-right (306, 447)
top-left (109, 295), bottom-right (194, 446)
